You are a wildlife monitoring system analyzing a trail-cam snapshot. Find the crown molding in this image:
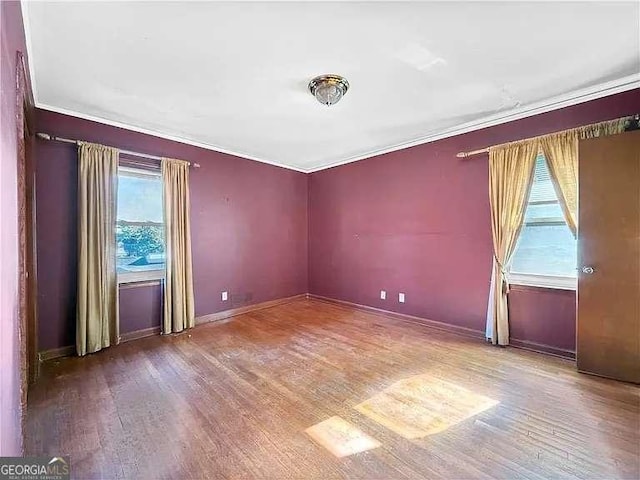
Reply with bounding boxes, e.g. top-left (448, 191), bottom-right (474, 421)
top-left (306, 75), bottom-right (640, 172)
top-left (33, 75), bottom-right (639, 175)
top-left (34, 103), bottom-right (308, 173)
